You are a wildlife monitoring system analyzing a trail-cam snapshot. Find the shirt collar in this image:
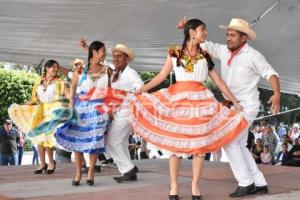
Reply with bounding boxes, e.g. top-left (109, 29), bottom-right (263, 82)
top-left (227, 43), bottom-right (249, 54)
